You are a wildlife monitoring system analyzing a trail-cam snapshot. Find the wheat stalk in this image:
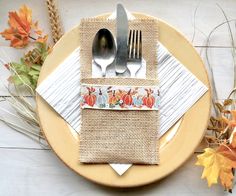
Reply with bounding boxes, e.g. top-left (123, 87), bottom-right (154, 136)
top-left (46, 0), bottom-right (63, 43)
